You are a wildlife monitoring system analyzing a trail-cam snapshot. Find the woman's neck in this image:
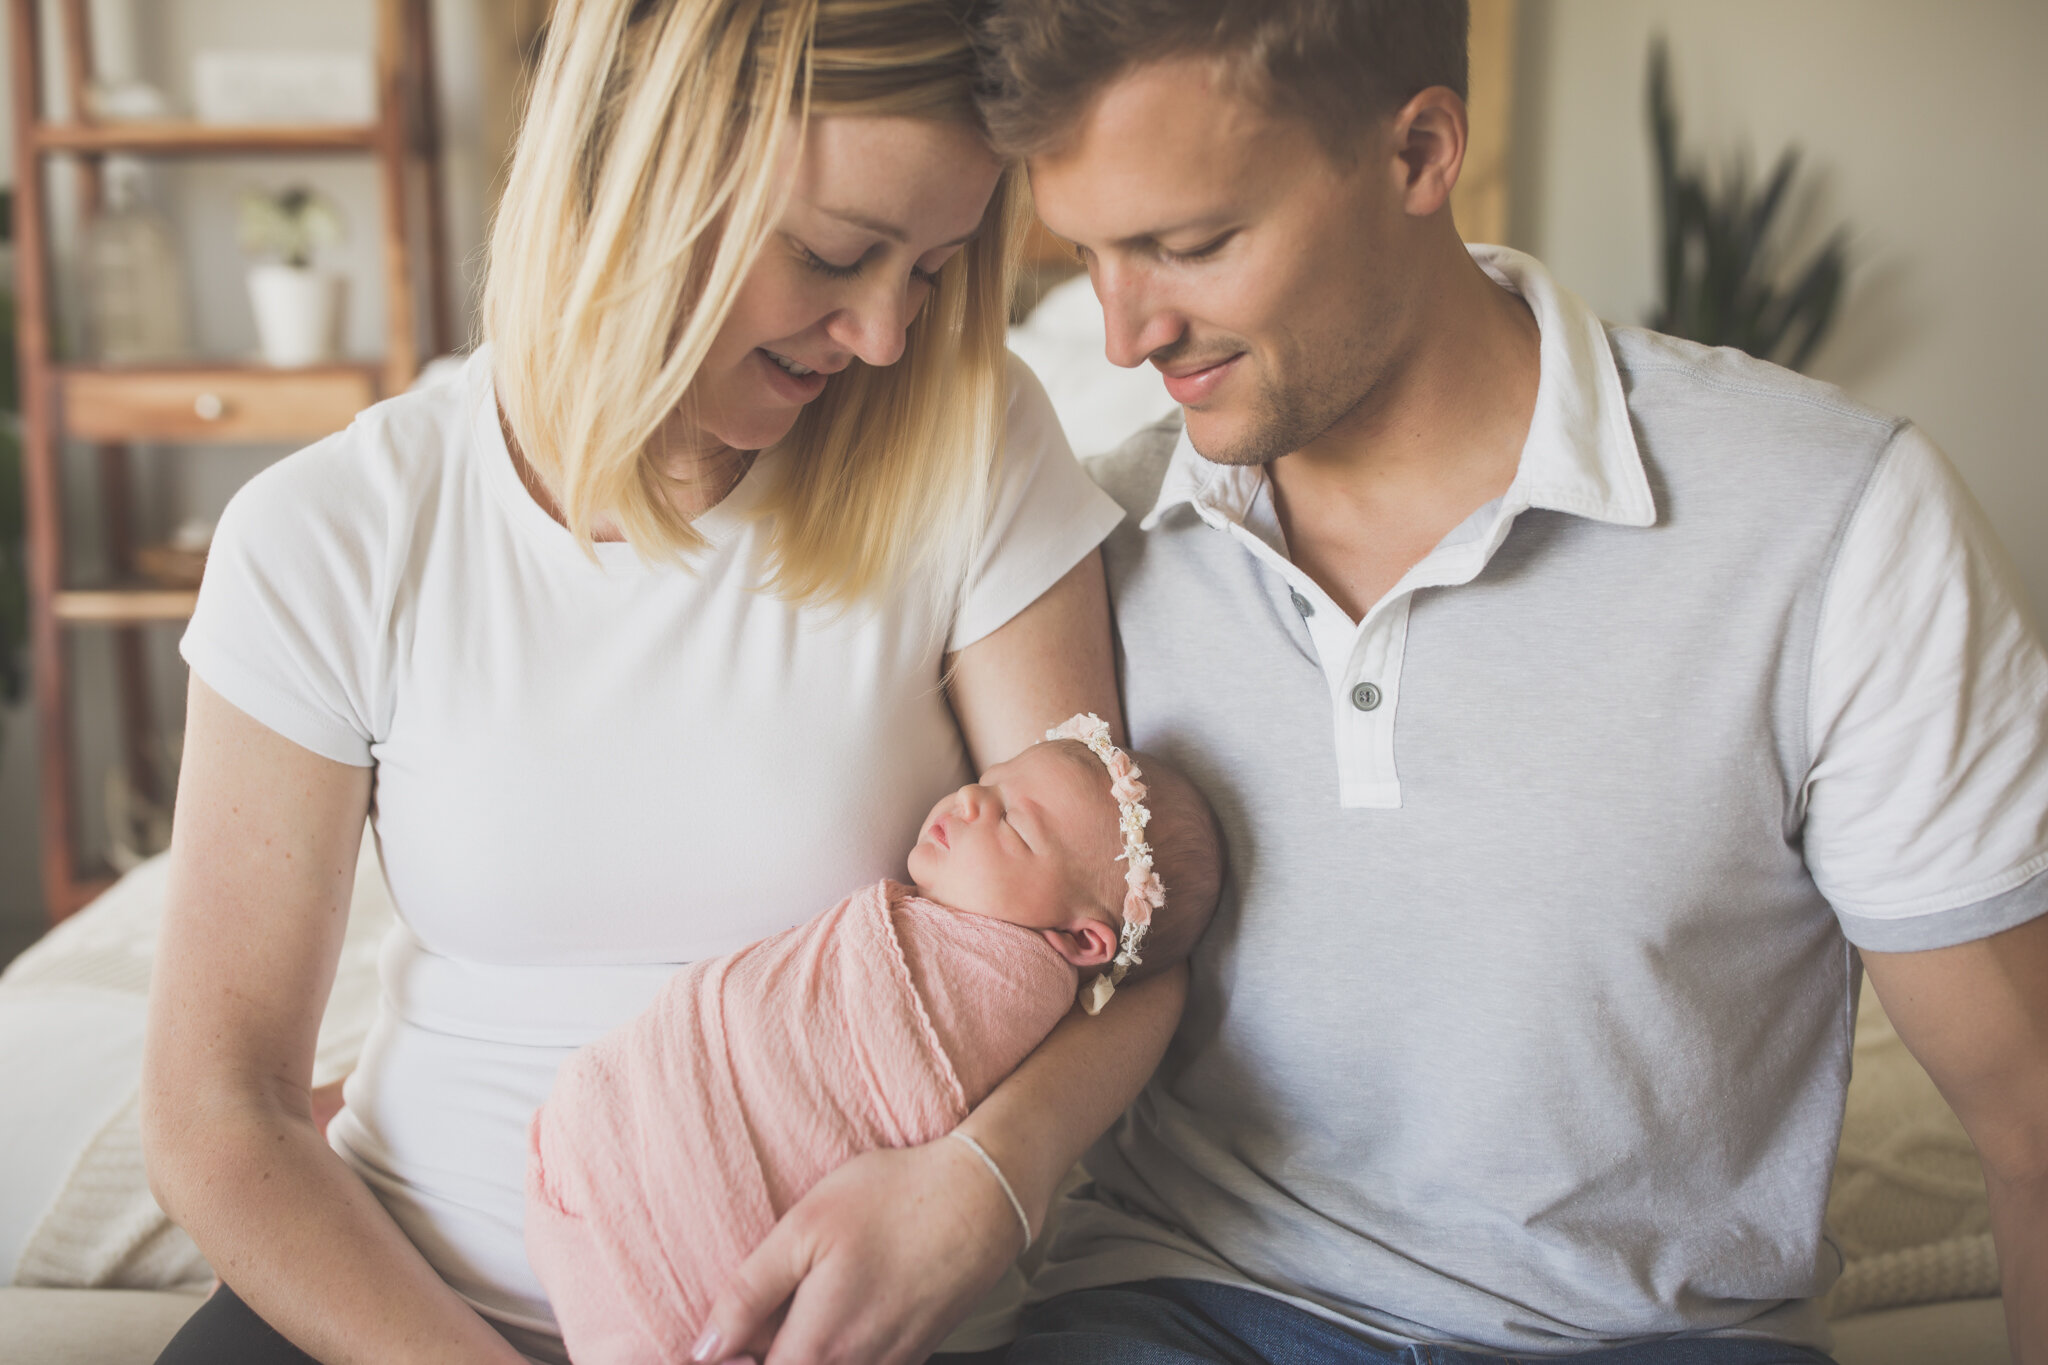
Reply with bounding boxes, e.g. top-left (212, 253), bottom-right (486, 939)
top-left (500, 404), bottom-right (757, 540)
